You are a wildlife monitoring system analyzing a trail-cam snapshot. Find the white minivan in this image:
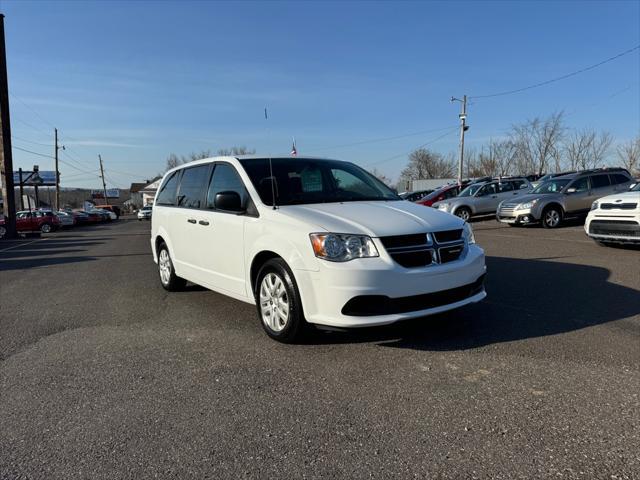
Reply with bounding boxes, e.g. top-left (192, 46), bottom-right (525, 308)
top-left (151, 156), bottom-right (487, 342)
